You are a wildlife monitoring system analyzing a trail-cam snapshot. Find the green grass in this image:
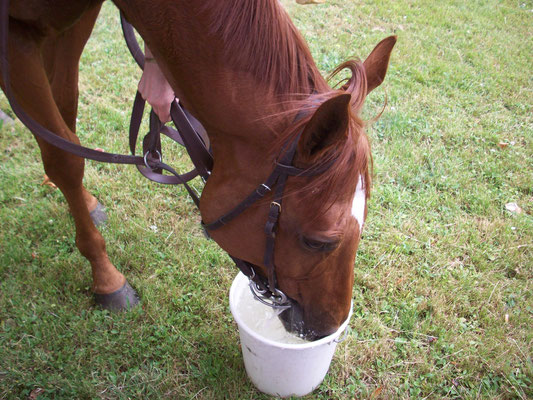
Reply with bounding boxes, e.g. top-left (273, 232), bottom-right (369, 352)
top-left (1, 0), bottom-right (532, 398)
